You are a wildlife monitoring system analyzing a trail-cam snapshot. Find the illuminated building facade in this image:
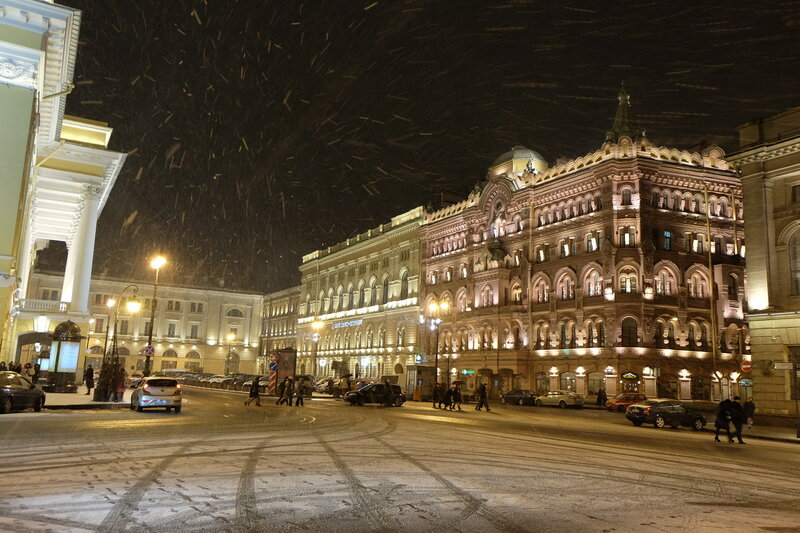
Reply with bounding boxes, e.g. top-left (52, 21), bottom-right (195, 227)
top-left (0, 1), bottom-right (126, 367)
top-left (296, 207), bottom-right (423, 384)
top-left (420, 89), bottom-right (746, 401)
top-left (729, 106), bottom-right (800, 417)
top-left (30, 272), bottom-right (262, 376)
top-left (259, 286), bottom-right (300, 373)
